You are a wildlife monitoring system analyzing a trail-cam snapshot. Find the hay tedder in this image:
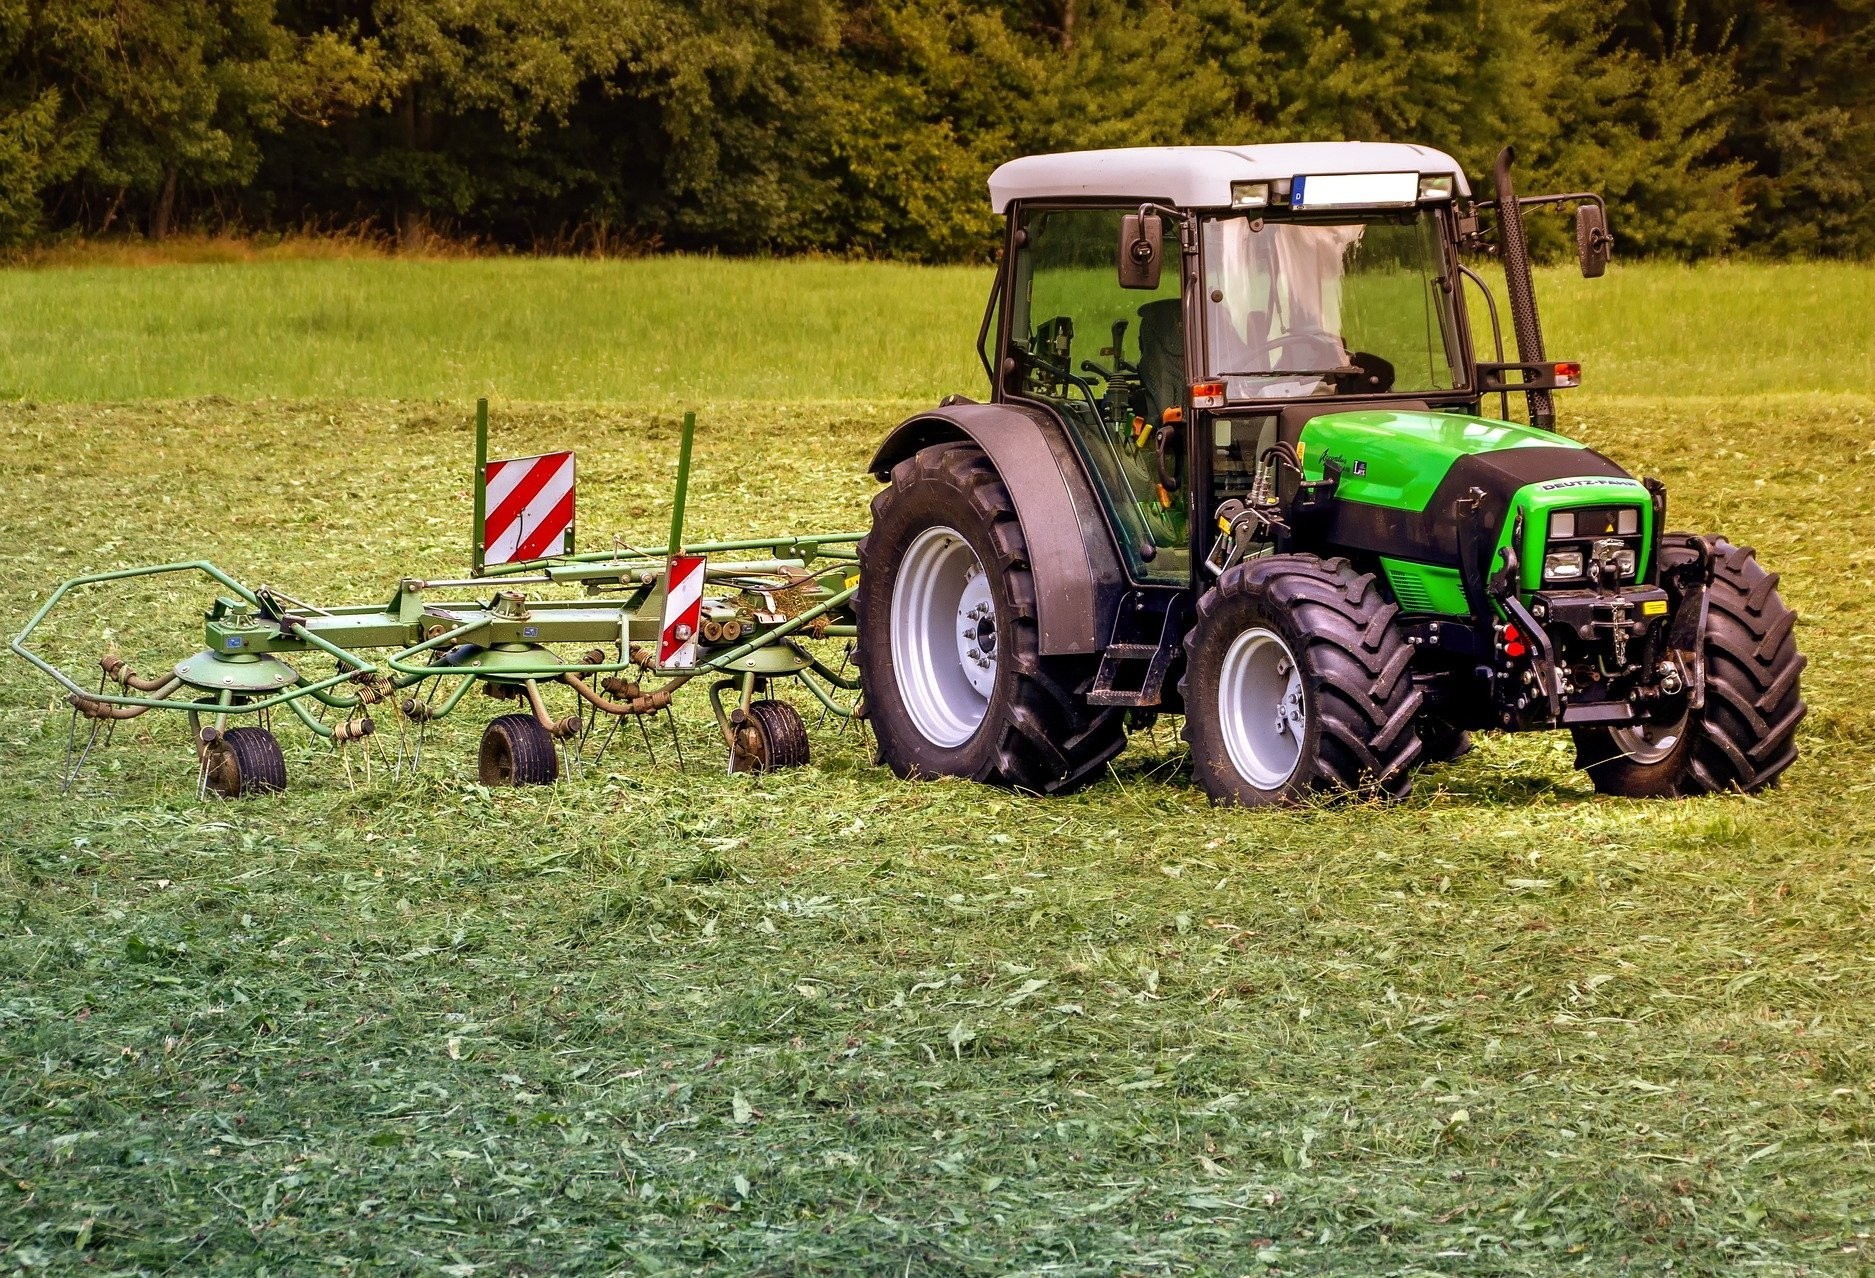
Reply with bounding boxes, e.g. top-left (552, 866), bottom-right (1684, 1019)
top-left (13, 404), bottom-right (866, 796)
